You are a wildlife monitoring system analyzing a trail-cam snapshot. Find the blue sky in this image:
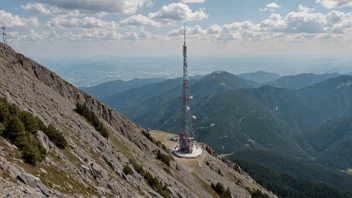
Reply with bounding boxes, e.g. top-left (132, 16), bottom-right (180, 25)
top-left (1, 0), bottom-right (352, 57)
